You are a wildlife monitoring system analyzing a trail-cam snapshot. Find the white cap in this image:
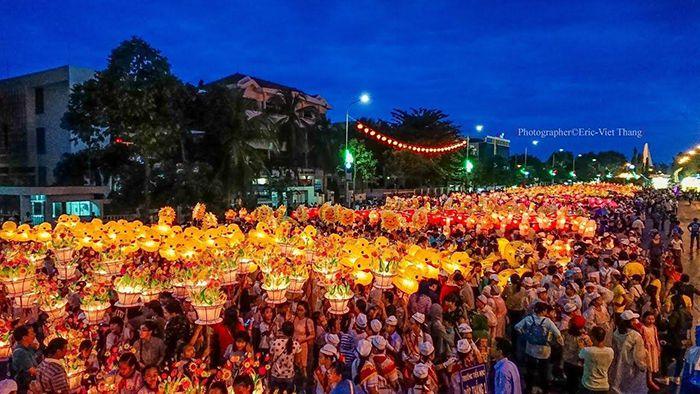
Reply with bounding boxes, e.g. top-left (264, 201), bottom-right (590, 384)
top-left (564, 303), bottom-right (577, 313)
top-left (357, 339), bottom-right (372, 357)
top-left (620, 310), bottom-right (640, 321)
top-left (522, 277), bottom-right (534, 287)
top-left (385, 316), bottom-right (398, 326)
top-left (489, 274), bottom-right (499, 282)
top-left (356, 313), bottom-right (368, 328)
top-left (412, 312), bottom-right (426, 324)
top-left (584, 282), bottom-right (595, 288)
top-left (568, 282), bottom-right (580, 292)
top-left (458, 323), bottom-right (472, 334)
top-left (320, 344), bottom-right (339, 358)
top-left (477, 294), bottom-right (489, 304)
top-left (325, 333), bottom-right (340, 346)
top-left (371, 335), bottom-right (387, 350)
top-left (457, 339), bottom-right (472, 354)
top-left (588, 292), bottom-right (601, 301)
top-left (0, 379), bottom-right (17, 394)
top-left (536, 287), bottom-right (547, 293)
top-left (370, 319), bottom-right (382, 333)
top-left (413, 363), bottom-right (430, 379)
top-left (419, 341), bottom-right (434, 356)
